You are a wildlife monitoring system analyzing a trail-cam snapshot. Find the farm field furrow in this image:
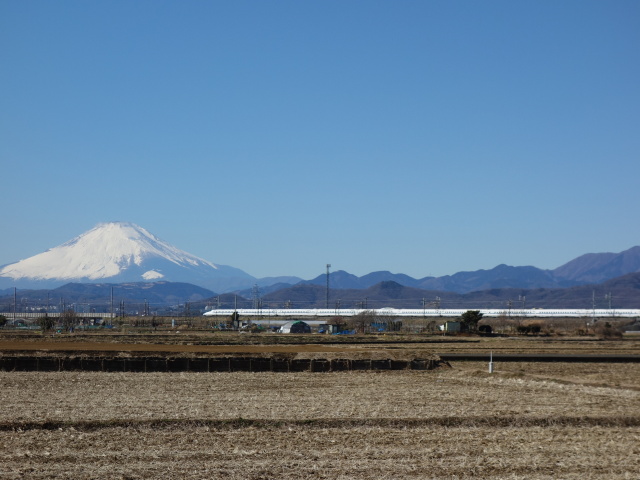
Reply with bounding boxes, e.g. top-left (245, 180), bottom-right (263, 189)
top-left (1, 368), bottom-right (639, 424)
top-left (0, 363), bottom-right (639, 479)
top-left (1, 332), bottom-right (639, 479)
top-left (1, 425), bottom-right (638, 480)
